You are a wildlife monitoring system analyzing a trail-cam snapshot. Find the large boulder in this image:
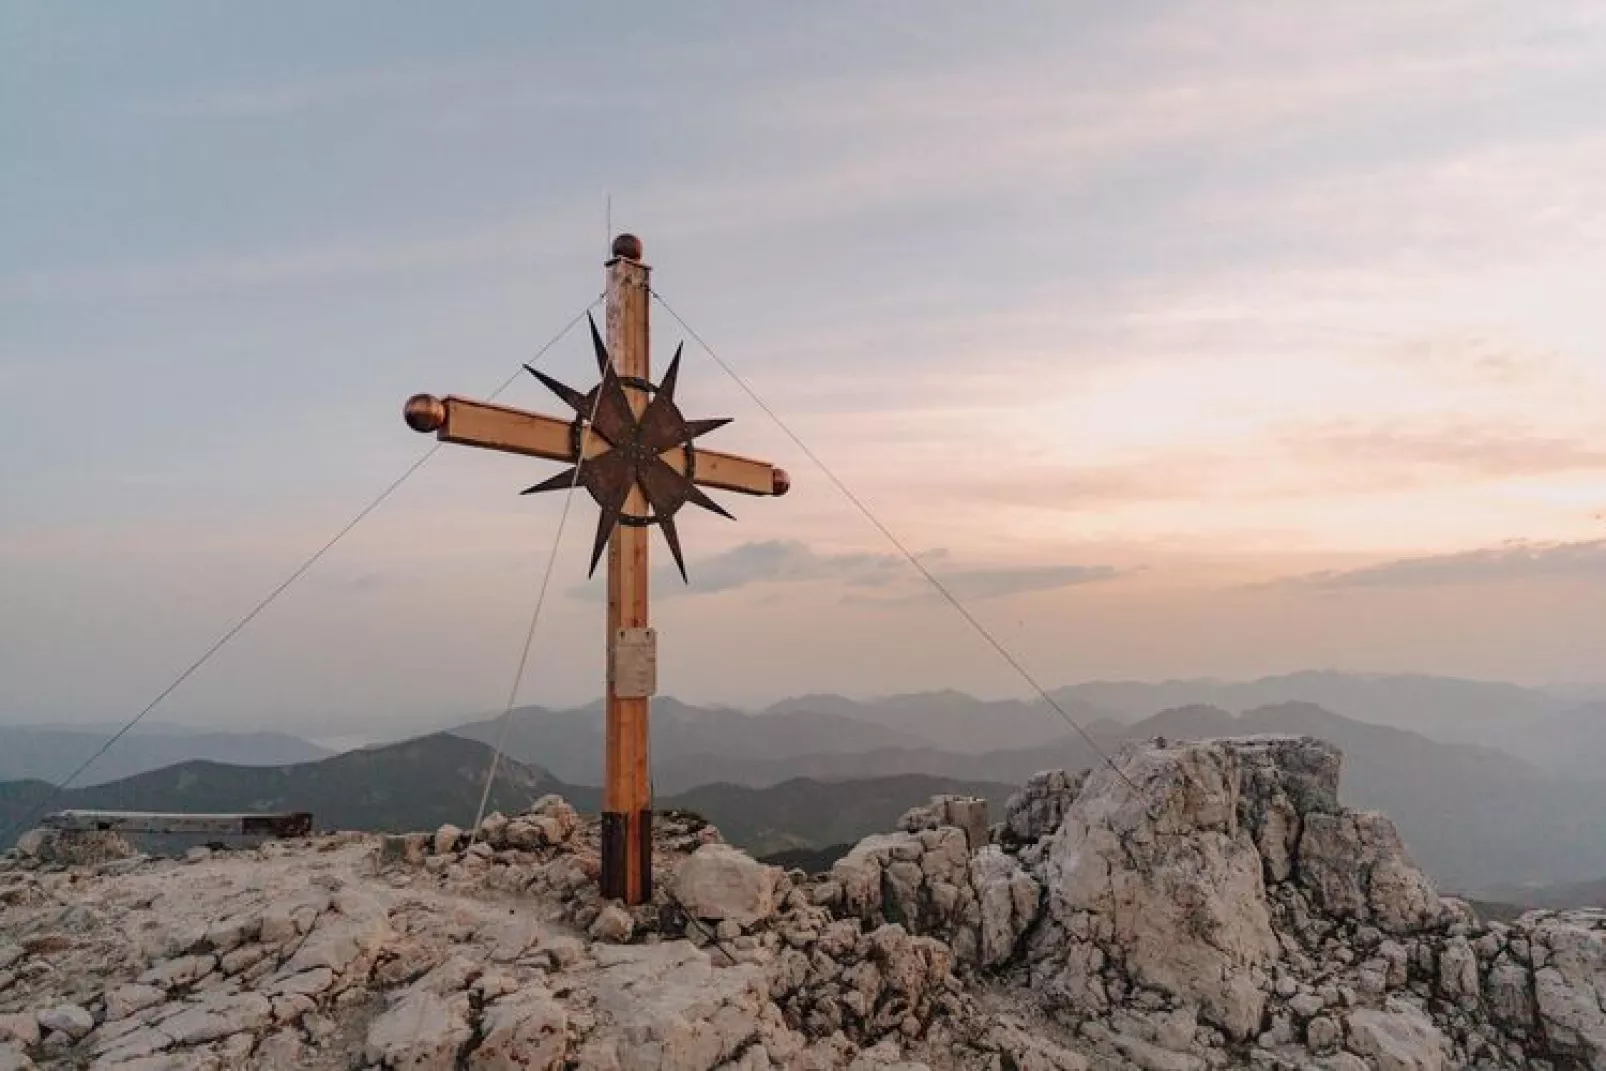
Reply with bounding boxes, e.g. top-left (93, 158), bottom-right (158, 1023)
top-left (826, 825), bottom-right (990, 962)
top-left (1298, 811), bottom-right (1443, 934)
top-left (366, 988), bottom-right (474, 1071)
top-left (970, 846), bottom-right (1040, 968)
top-left (1003, 769), bottom-right (1086, 844)
top-left (470, 985), bottom-right (568, 1070)
top-left (673, 844), bottom-right (782, 928)
top-left (1344, 1000), bottom-right (1450, 1071)
top-left (1528, 910), bottom-right (1606, 1068)
top-left (1032, 739), bottom-right (1287, 1040)
top-left (1231, 734), bottom-right (1341, 885)
top-left (583, 940), bottom-right (794, 1069)
top-left (899, 794), bottom-right (989, 853)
